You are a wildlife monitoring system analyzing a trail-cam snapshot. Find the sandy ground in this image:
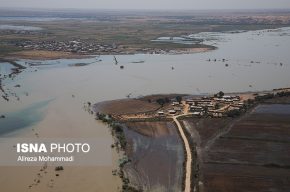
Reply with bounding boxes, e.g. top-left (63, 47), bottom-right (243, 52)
top-left (95, 98), bottom-right (160, 115)
top-left (4, 47), bottom-right (212, 61)
top-left (6, 50), bottom-right (91, 60)
top-left (173, 47), bottom-right (213, 54)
